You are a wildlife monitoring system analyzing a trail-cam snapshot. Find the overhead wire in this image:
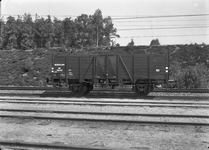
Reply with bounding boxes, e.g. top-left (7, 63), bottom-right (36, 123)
top-left (114, 18), bottom-right (209, 23)
top-left (2, 13), bottom-right (208, 22)
top-left (117, 25), bottom-right (209, 31)
top-left (1, 13), bottom-right (209, 18)
top-left (2, 13), bottom-right (208, 26)
top-left (121, 34), bottom-right (209, 38)
top-left (115, 24), bottom-right (209, 27)
top-left (111, 13), bottom-right (209, 20)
